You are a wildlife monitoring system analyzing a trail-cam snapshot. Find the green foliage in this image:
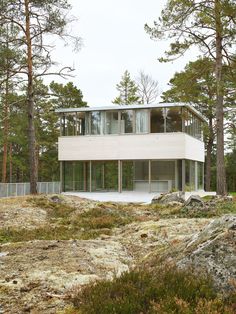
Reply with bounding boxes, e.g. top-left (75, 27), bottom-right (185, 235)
top-left (145, 1), bottom-right (236, 63)
top-left (69, 265), bottom-right (236, 314)
top-left (113, 70), bottom-right (140, 105)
